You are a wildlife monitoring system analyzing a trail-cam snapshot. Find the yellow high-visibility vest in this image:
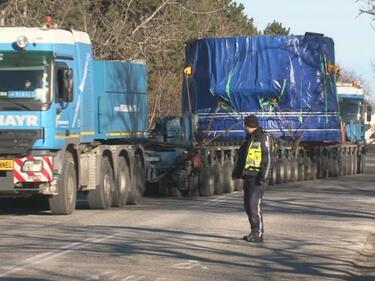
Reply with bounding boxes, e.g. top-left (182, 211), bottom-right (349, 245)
top-left (245, 140), bottom-right (262, 171)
